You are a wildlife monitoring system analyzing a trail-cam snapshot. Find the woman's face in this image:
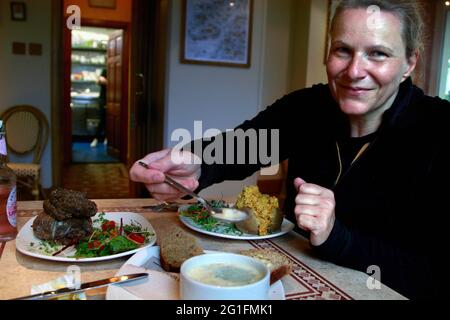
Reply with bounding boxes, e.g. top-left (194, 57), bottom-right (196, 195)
top-left (327, 9), bottom-right (417, 119)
